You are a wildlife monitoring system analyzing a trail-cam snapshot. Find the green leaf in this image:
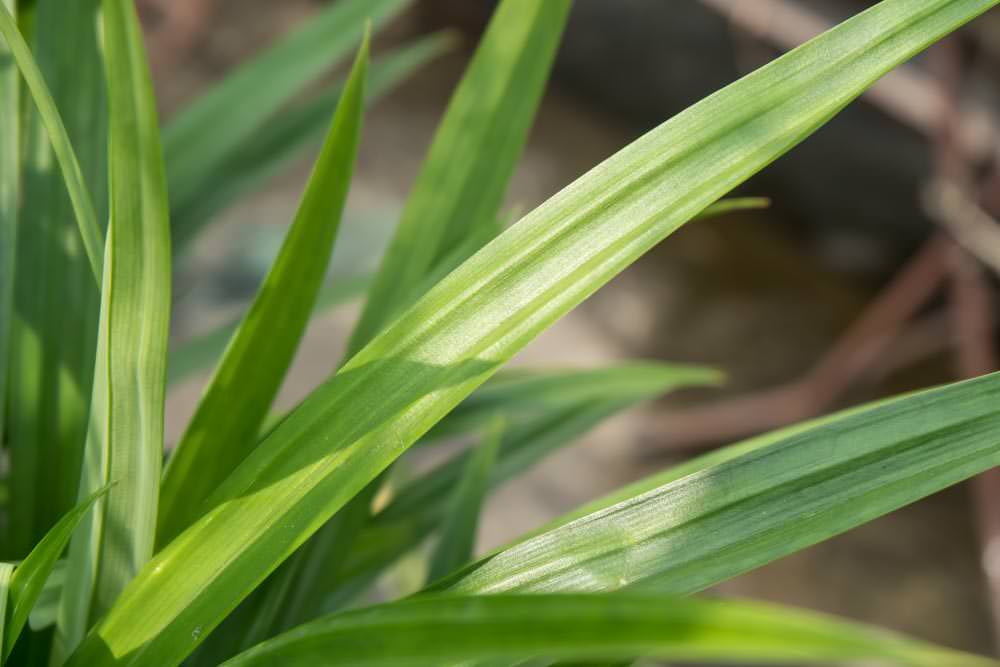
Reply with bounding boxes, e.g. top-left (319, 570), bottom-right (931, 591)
top-left (0, 0), bottom-right (17, 459)
top-left (237, 0), bottom-right (571, 645)
top-left (310, 363), bottom-right (719, 613)
top-left (167, 275), bottom-right (371, 388)
top-left (219, 594), bottom-right (992, 667)
top-left (0, 562), bottom-right (13, 663)
top-left (4, 488), bottom-right (107, 661)
top-left (27, 560), bottom-right (63, 631)
top-left (157, 33), bottom-right (370, 548)
top-left (170, 31), bottom-right (453, 240)
top-left (426, 417), bottom-right (503, 584)
top-left (345, 0), bottom-right (571, 355)
top-left (0, 1), bottom-right (102, 280)
top-left (5, 0), bottom-right (107, 561)
top-left (165, 0), bottom-right (410, 254)
top-left (66, 2), bottom-right (999, 666)
top-left (270, 363), bottom-right (716, 628)
top-left (435, 373), bottom-right (1000, 596)
top-left (54, 0), bottom-right (171, 658)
